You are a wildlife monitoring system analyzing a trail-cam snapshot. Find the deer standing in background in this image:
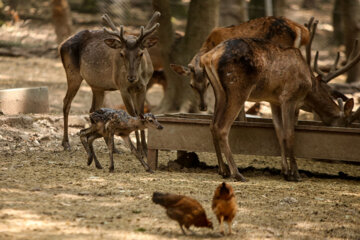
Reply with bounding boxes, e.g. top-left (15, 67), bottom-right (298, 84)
top-left (200, 19), bottom-right (360, 181)
top-left (171, 16), bottom-right (310, 111)
top-left (59, 12), bottom-right (160, 154)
